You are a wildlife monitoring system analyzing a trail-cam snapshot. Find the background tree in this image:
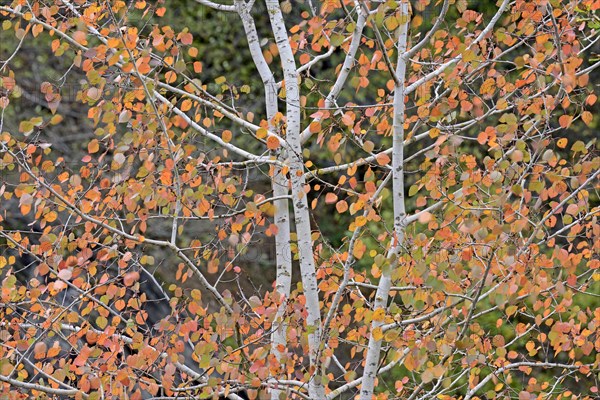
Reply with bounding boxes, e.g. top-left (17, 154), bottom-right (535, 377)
top-left (1, 0), bottom-right (599, 399)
